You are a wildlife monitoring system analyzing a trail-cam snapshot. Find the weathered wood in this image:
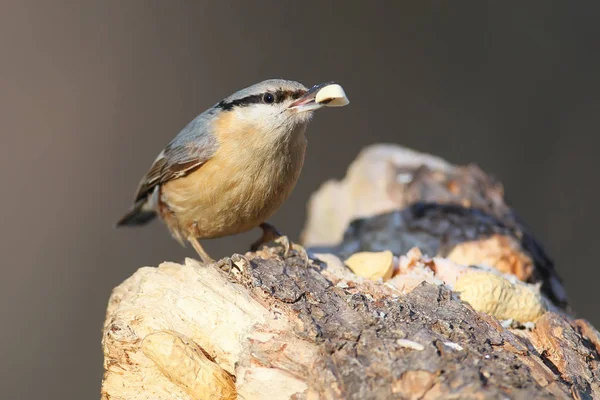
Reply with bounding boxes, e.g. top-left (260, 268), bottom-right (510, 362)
top-left (302, 144), bottom-right (568, 310)
top-left (308, 203), bottom-right (567, 310)
top-left (101, 144), bottom-right (598, 399)
top-left (101, 247), bottom-right (598, 399)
